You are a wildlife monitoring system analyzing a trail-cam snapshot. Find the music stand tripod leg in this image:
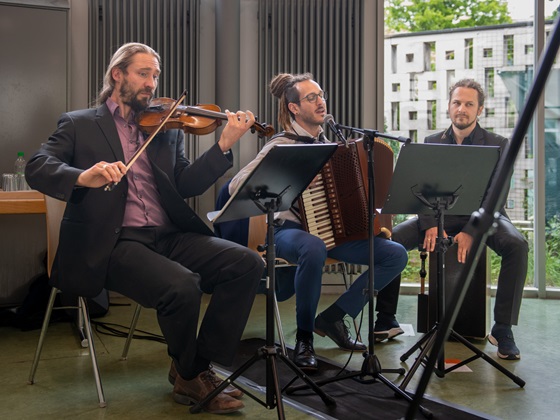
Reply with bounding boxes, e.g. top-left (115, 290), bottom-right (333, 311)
top-left (399, 202), bottom-right (460, 392)
top-left (191, 202), bottom-right (335, 417)
top-left (398, 201), bottom-right (525, 393)
top-left (447, 331), bottom-right (525, 386)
